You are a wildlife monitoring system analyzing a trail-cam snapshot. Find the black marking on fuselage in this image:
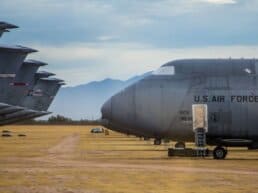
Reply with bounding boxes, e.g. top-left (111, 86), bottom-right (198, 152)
top-left (194, 95), bottom-right (258, 103)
